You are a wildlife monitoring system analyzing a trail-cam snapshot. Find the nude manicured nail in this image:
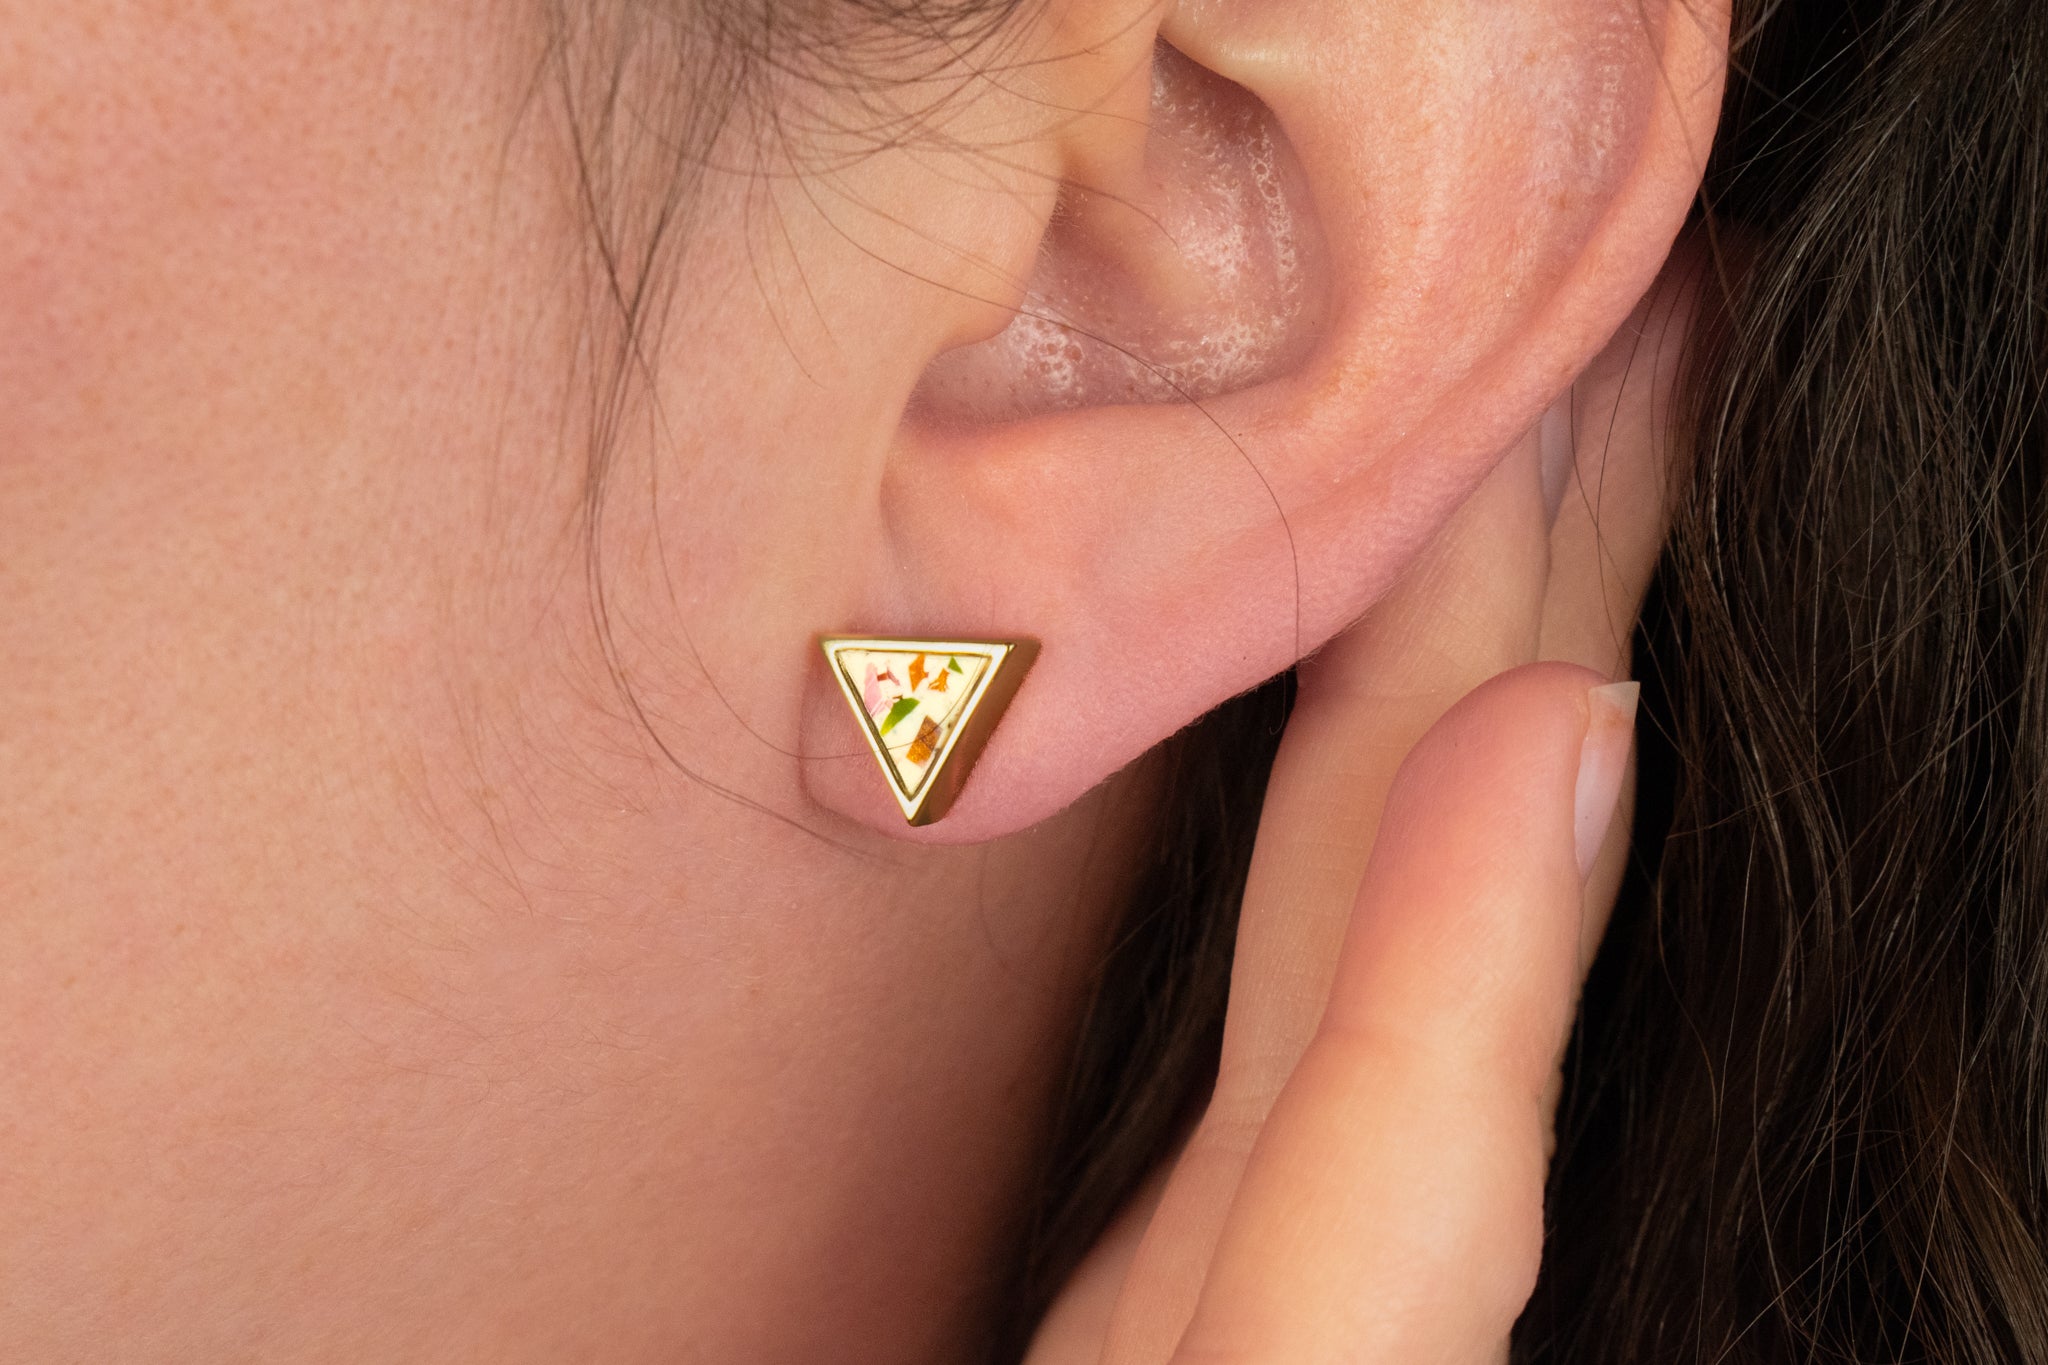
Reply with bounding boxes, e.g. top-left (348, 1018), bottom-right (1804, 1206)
top-left (1573, 681), bottom-right (1640, 878)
